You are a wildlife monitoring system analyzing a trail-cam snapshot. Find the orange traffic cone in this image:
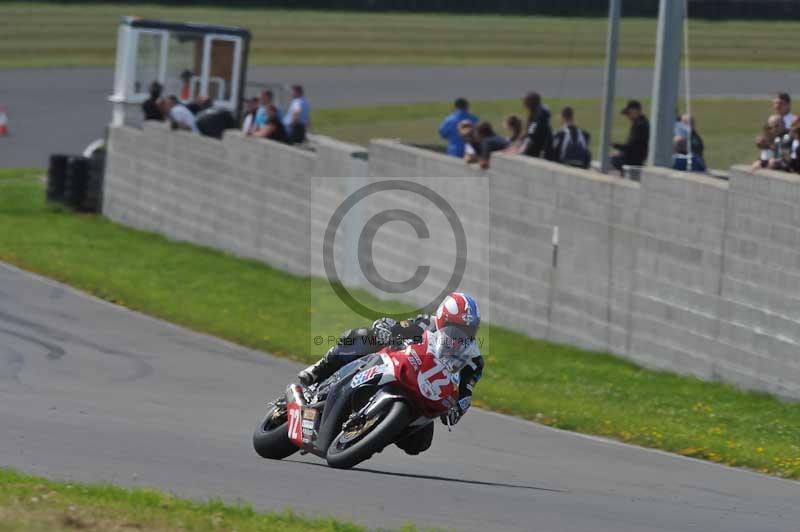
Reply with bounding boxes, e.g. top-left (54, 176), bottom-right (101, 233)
top-left (0, 106), bottom-right (8, 137)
